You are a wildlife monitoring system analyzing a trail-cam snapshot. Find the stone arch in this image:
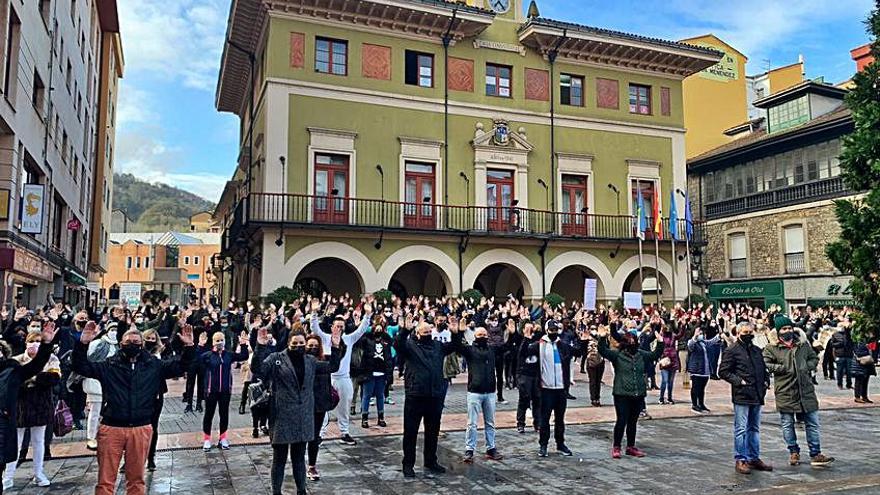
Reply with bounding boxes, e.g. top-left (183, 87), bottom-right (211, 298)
top-left (376, 245), bottom-right (459, 295)
top-left (285, 241), bottom-right (378, 295)
top-left (545, 251), bottom-right (614, 300)
top-left (463, 249), bottom-right (541, 300)
top-left (610, 254), bottom-right (675, 299)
